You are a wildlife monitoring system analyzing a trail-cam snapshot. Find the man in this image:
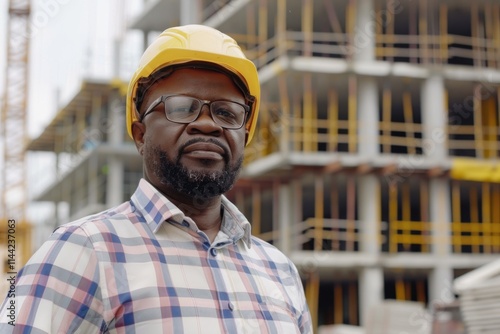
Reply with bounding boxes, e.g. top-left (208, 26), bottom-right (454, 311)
top-left (0, 25), bottom-right (312, 333)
